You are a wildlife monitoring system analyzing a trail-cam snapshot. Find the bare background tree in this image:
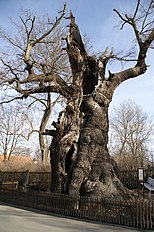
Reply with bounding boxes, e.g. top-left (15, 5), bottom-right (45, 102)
top-left (0, 104), bottom-right (32, 161)
top-left (0, 1), bottom-right (153, 199)
top-left (109, 99), bottom-right (154, 170)
top-left (0, 6), bottom-right (69, 163)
